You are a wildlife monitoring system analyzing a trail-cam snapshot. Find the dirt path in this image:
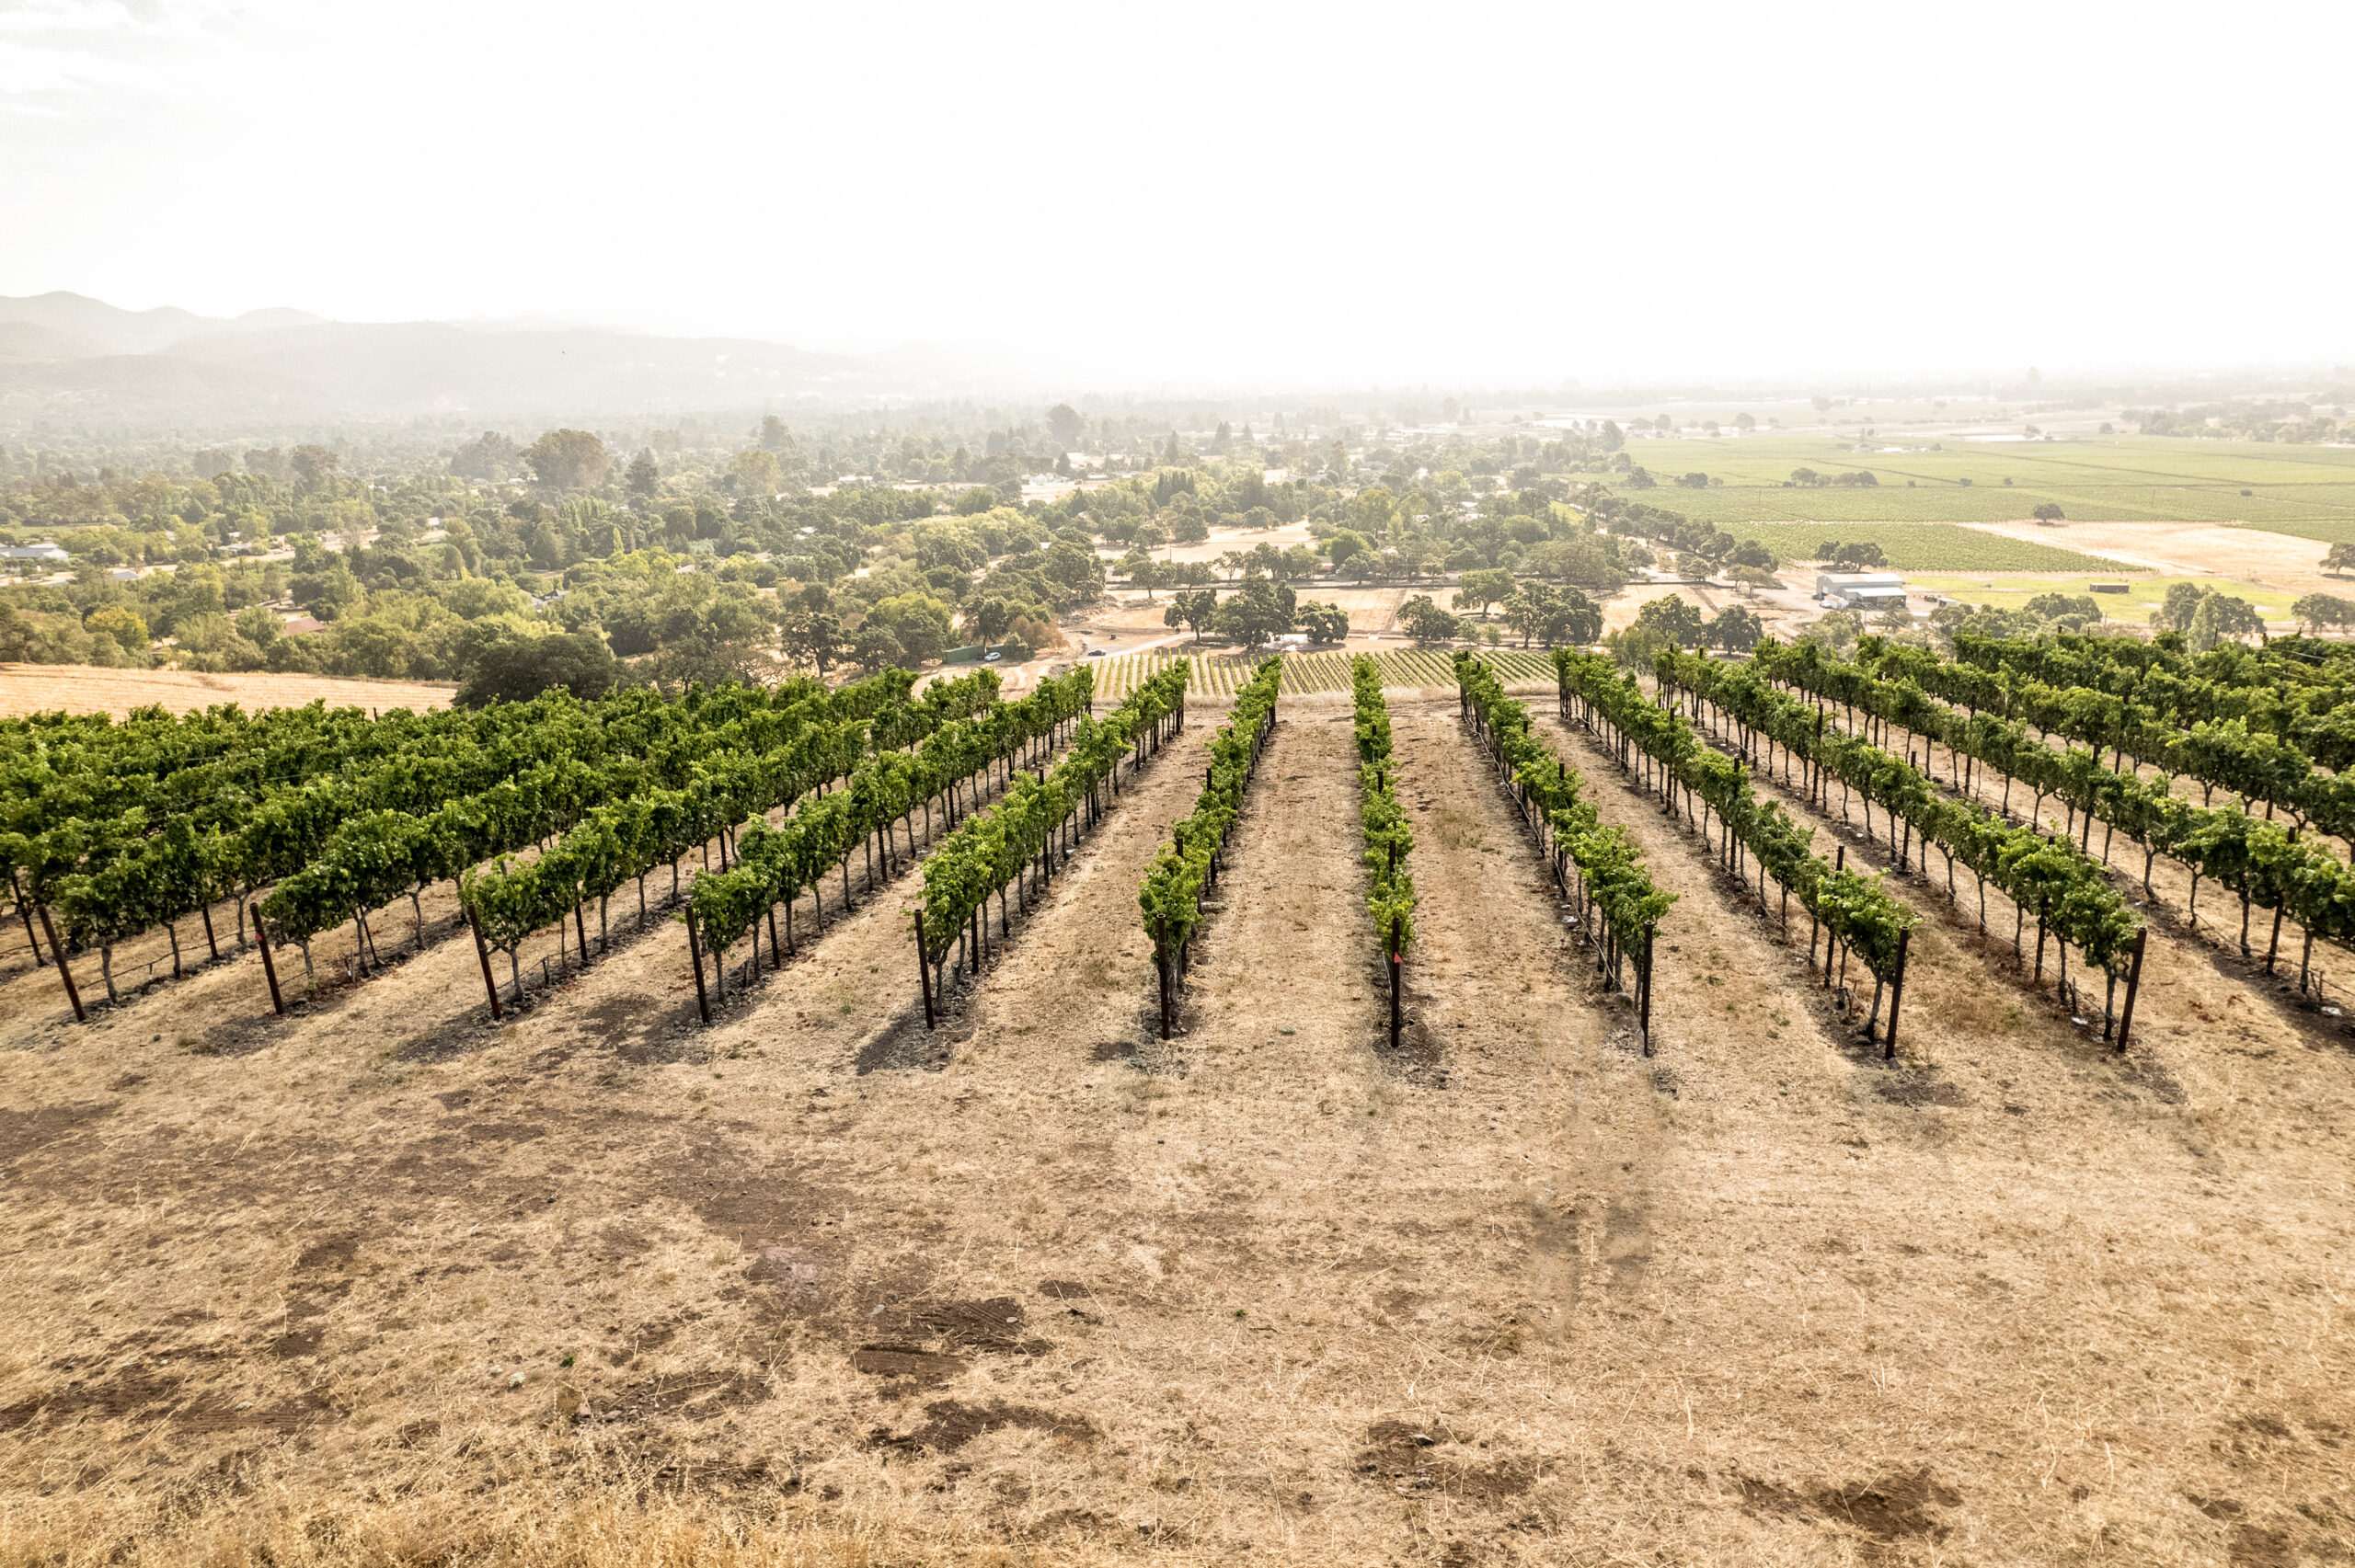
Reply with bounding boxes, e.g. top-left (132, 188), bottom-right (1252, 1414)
top-left (1159, 708), bottom-right (1384, 1074)
top-left (1530, 711), bottom-right (1860, 1102)
top-left (1382, 703), bottom-right (1672, 1327)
